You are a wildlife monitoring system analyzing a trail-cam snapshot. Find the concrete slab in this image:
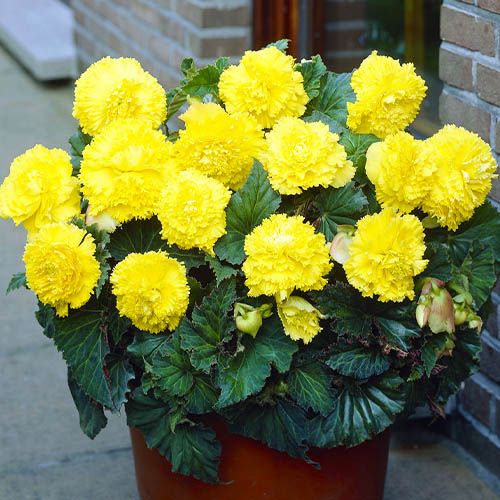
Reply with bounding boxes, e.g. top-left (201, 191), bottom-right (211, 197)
top-left (0, 0), bottom-right (77, 80)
